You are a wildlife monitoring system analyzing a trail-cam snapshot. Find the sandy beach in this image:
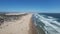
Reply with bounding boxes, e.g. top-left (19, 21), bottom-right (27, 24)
top-left (0, 13), bottom-right (37, 34)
